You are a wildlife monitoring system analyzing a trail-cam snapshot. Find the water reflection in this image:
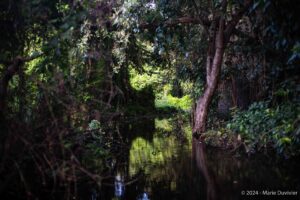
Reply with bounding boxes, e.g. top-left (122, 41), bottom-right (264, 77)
top-left (129, 118), bottom-right (191, 176)
top-left (114, 173), bottom-right (125, 198)
top-left (192, 139), bottom-right (217, 200)
top-left (91, 188), bottom-right (99, 200)
top-left (137, 192), bottom-right (150, 200)
top-left (88, 115), bottom-right (300, 200)
top-left (4, 115), bottom-right (299, 199)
